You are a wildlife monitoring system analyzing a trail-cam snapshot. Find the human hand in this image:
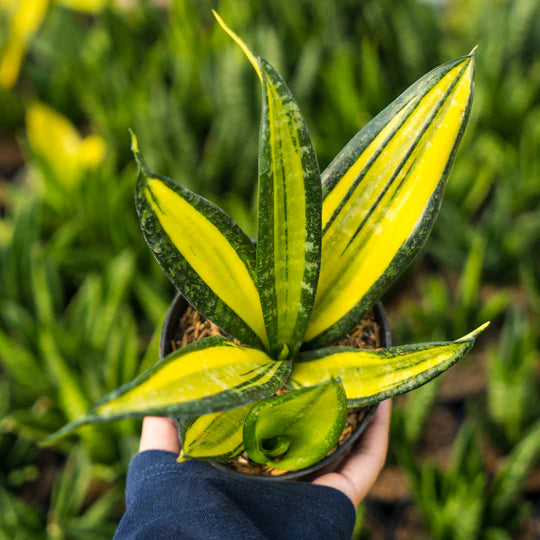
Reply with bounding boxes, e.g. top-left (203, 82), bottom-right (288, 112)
top-left (312, 399), bottom-right (391, 507)
top-left (139, 399), bottom-right (391, 508)
top-left (139, 416), bottom-right (180, 453)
